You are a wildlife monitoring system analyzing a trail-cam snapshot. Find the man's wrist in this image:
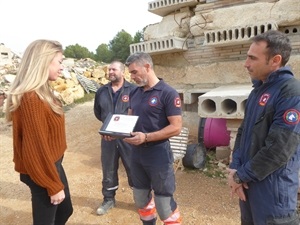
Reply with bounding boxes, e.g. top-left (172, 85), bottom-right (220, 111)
top-left (233, 172), bottom-right (243, 184)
